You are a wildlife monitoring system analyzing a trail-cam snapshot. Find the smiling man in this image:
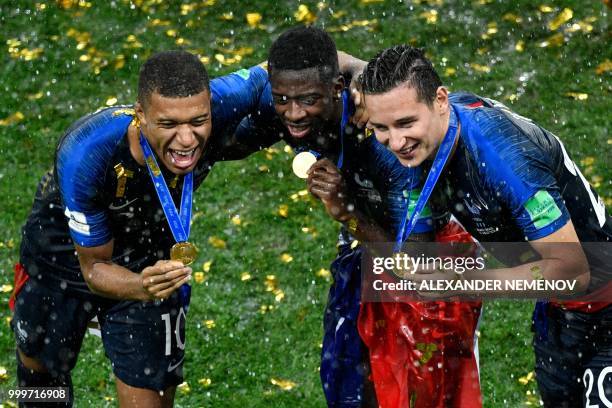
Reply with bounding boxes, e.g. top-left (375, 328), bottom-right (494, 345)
top-left (361, 45), bottom-right (612, 407)
top-left (10, 50), bottom-right (272, 407)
